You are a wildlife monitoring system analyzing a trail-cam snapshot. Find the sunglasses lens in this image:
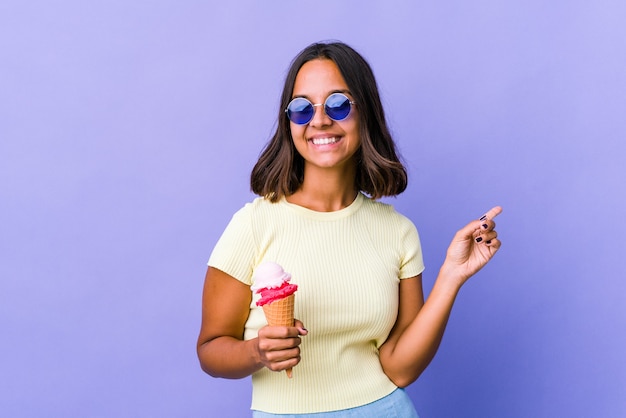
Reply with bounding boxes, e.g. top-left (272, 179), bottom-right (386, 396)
top-left (286, 98), bottom-right (314, 125)
top-left (325, 93), bottom-right (352, 121)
